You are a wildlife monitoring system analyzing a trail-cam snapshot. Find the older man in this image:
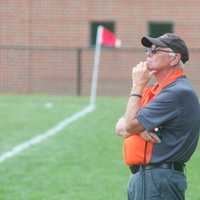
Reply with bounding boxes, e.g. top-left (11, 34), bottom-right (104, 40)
top-left (116, 33), bottom-right (200, 200)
